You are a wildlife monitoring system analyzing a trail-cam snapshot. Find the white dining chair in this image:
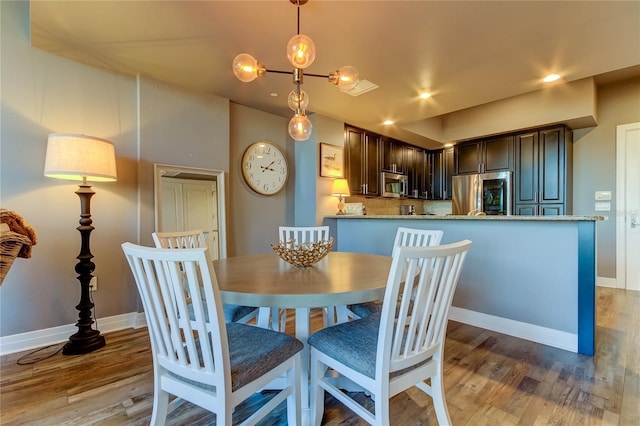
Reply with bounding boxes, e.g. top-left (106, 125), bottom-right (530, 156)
top-left (262, 226), bottom-right (332, 331)
top-left (350, 227), bottom-right (444, 319)
top-left (152, 230), bottom-right (258, 324)
top-left (308, 240), bottom-right (471, 426)
top-left (122, 242), bottom-right (303, 426)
